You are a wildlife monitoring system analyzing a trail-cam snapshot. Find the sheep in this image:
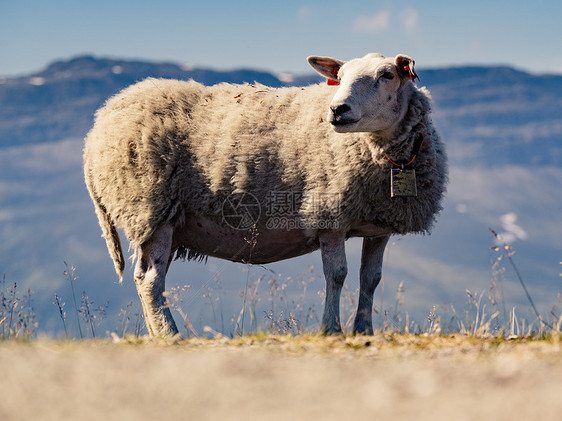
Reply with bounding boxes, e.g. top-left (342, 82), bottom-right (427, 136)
top-left (84, 53), bottom-right (447, 337)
